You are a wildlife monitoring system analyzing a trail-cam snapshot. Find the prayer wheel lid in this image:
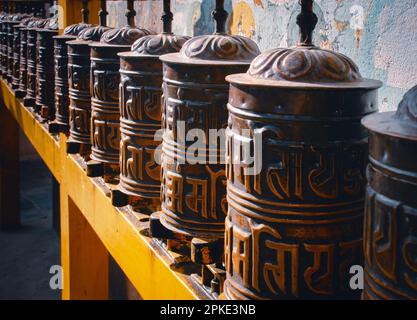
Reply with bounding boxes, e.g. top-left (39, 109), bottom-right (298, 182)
top-left (93, 25), bottom-right (153, 48)
top-left (127, 1), bottom-right (190, 57)
top-left (227, 0), bottom-right (382, 90)
top-left (362, 85), bottom-right (417, 142)
top-left (18, 16), bottom-right (35, 27)
top-left (73, 25), bottom-right (111, 42)
top-left (62, 23), bottom-right (93, 36)
top-left (160, 1), bottom-right (260, 65)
